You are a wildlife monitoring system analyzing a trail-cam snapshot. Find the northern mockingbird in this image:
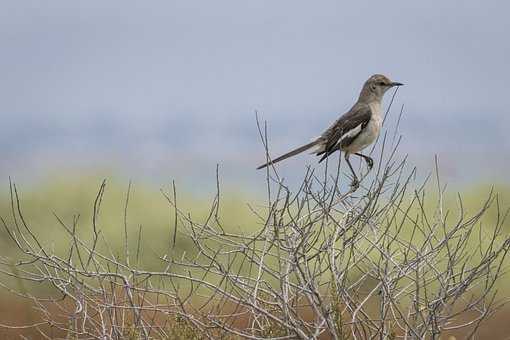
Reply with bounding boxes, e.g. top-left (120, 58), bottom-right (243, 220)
top-left (257, 74), bottom-right (403, 189)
